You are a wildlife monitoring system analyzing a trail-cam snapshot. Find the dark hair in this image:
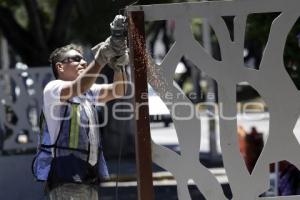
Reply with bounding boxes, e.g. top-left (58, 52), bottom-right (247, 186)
top-left (49, 44), bottom-right (83, 79)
